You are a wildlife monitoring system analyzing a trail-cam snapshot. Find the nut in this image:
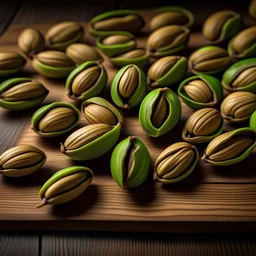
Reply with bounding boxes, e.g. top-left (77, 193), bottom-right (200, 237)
top-left (249, 0), bottom-right (256, 19)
